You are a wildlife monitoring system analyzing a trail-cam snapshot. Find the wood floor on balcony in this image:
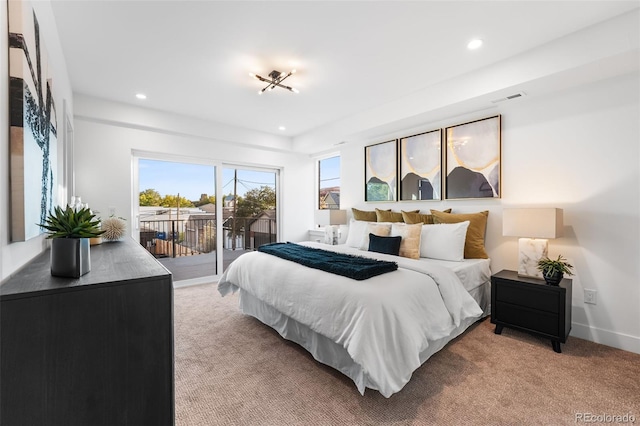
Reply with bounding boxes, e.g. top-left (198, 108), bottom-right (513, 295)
top-left (156, 249), bottom-right (249, 282)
